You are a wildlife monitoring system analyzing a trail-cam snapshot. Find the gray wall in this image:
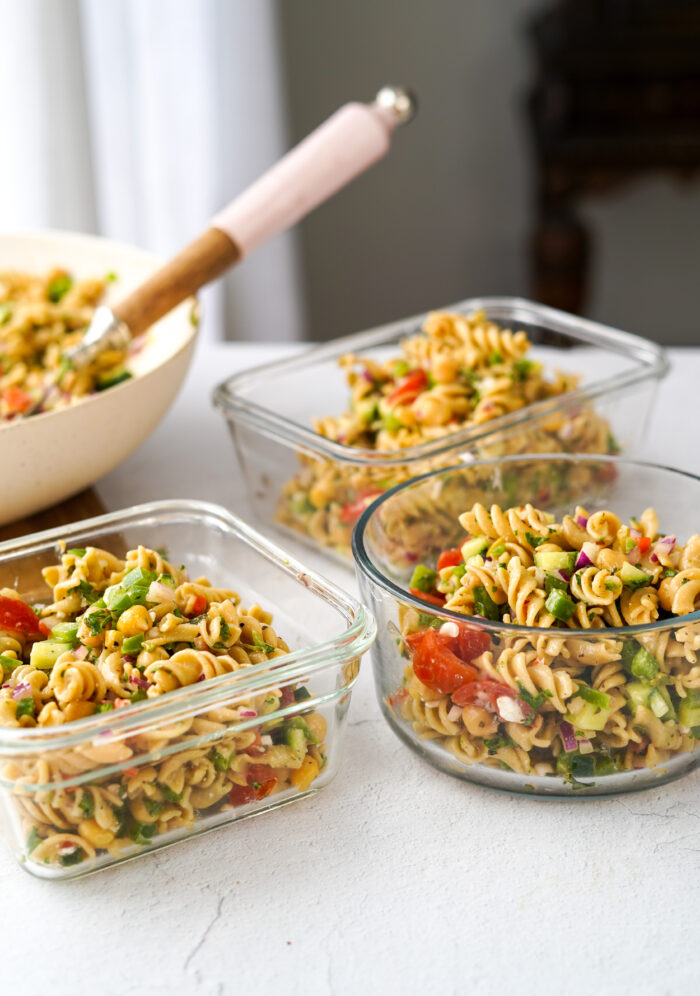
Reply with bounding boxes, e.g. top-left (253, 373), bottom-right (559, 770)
top-left (277, 0), bottom-right (700, 344)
